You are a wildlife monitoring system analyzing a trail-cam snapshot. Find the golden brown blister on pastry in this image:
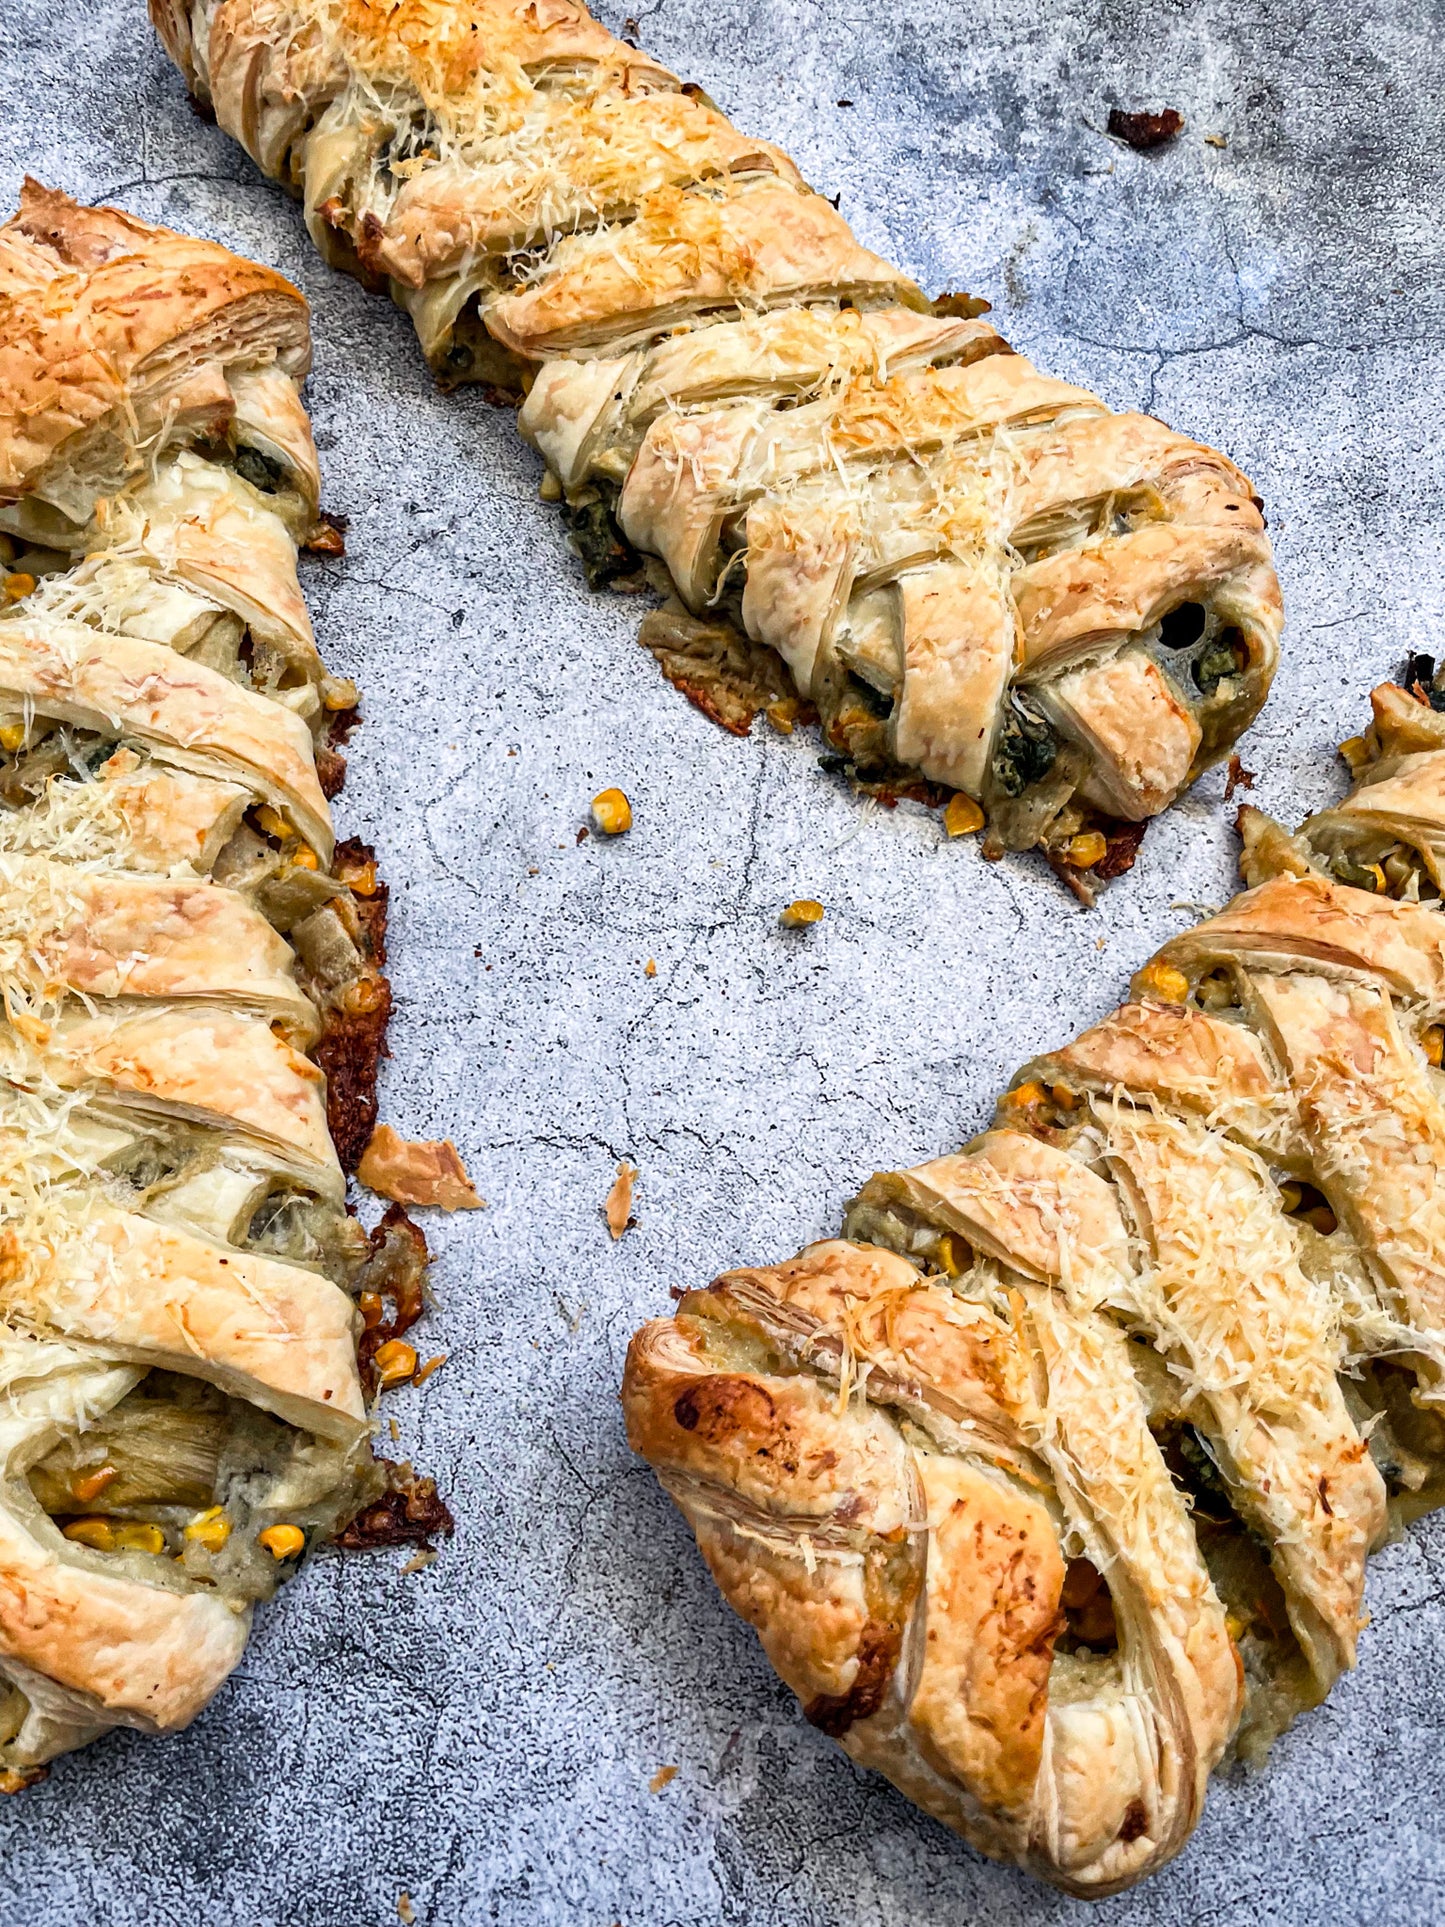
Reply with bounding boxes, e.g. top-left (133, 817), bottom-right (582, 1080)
top-left (0, 186), bottom-right (447, 1787)
top-left (150, 0), bottom-right (1282, 890)
top-left (624, 674), bottom-right (1445, 1894)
